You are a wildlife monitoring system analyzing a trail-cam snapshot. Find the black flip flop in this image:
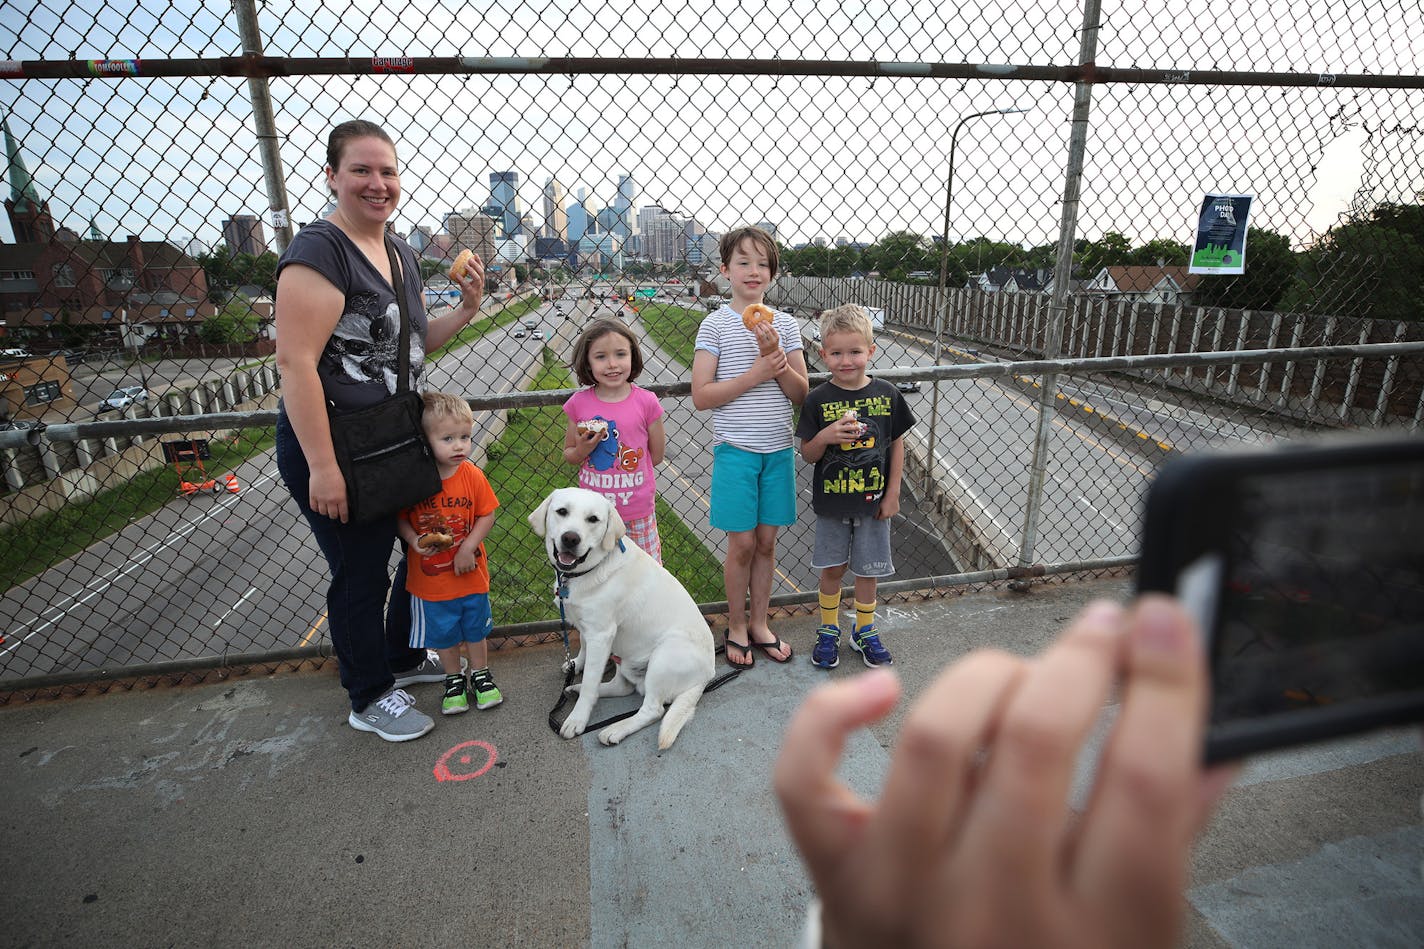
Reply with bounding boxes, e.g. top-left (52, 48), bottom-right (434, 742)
top-left (723, 633), bottom-right (755, 669)
top-left (749, 634), bottom-right (793, 663)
